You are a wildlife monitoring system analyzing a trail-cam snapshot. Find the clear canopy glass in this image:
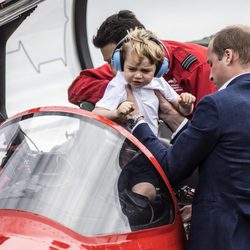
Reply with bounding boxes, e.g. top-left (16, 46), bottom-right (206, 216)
top-left (0, 109), bottom-right (174, 236)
